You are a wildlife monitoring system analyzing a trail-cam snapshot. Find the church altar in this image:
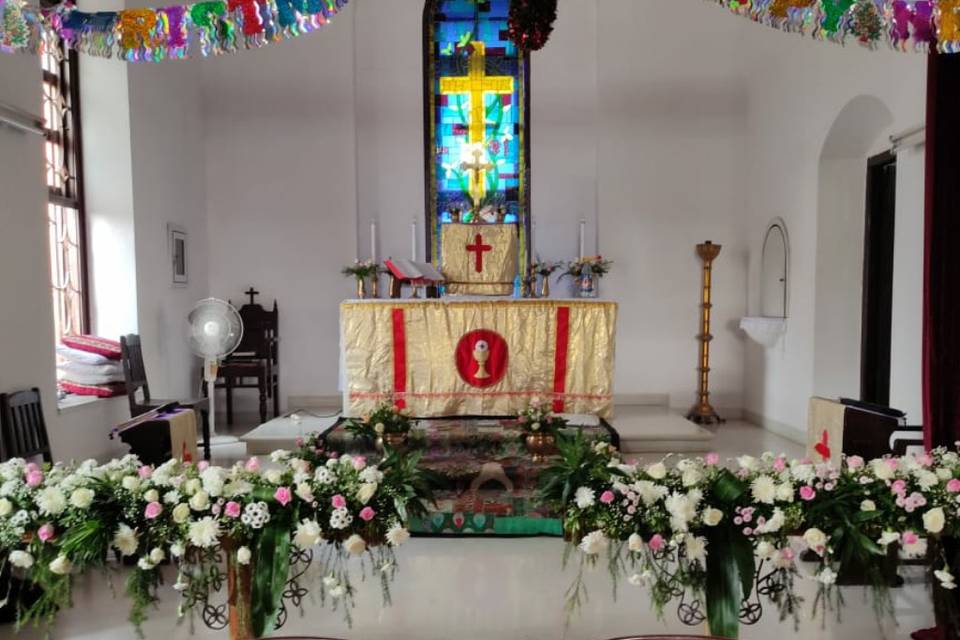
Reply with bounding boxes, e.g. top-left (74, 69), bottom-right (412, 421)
top-left (320, 416), bottom-right (617, 536)
top-left (340, 298), bottom-right (617, 419)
